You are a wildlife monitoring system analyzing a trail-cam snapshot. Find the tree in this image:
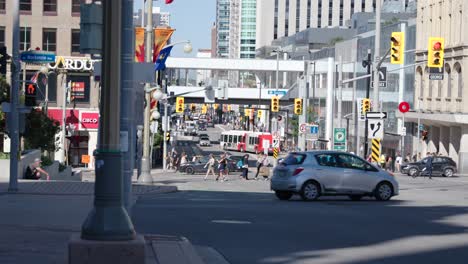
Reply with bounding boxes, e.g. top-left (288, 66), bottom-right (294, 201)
top-left (23, 109), bottom-right (60, 152)
top-left (0, 75), bottom-right (10, 135)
